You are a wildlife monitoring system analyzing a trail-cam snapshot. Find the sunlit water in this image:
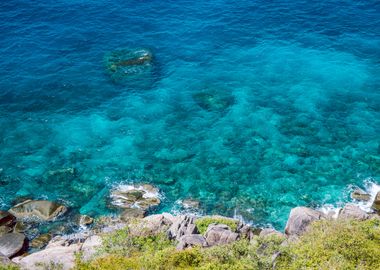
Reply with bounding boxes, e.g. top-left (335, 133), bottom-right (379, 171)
top-left (0, 0), bottom-right (379, 229)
